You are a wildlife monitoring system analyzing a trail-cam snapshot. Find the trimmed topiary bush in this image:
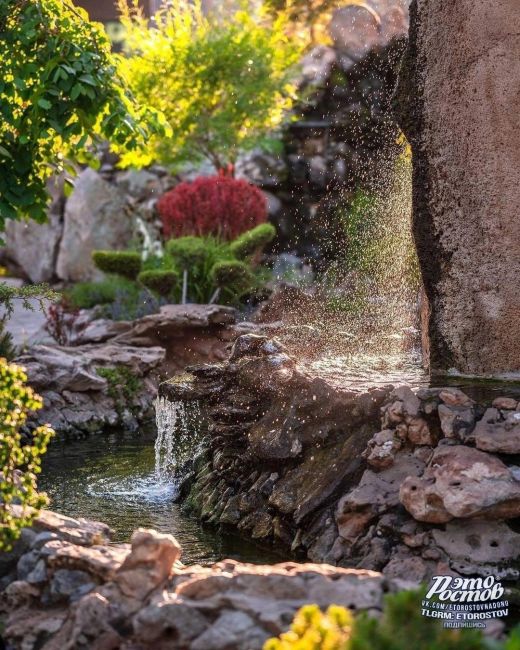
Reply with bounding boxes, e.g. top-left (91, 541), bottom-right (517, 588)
top-left (138, 270), bottom-right (178, 297)
top-left (92, 250), bottom-right (142, 280)
top-left (229, 223), bottom-right (276, 260)
top-left (165, 236), bottom-right (217, 270)
top-left (210, 260), bottom-right (253, 293)
top-left (157, 175), bottom-right (267, 240)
